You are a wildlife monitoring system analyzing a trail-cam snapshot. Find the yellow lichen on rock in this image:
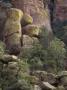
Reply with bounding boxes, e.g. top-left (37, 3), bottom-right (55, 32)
top-left (22, 24), bottom-right (40, 37)
top-left (7, 8), bottom-right (23, 21)
top-left (21, 13), bottom-right (33, 26)
top-left (4, 8), bottom-right (23, 55)
top-left (4, 21), bottom-right (21, 36)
